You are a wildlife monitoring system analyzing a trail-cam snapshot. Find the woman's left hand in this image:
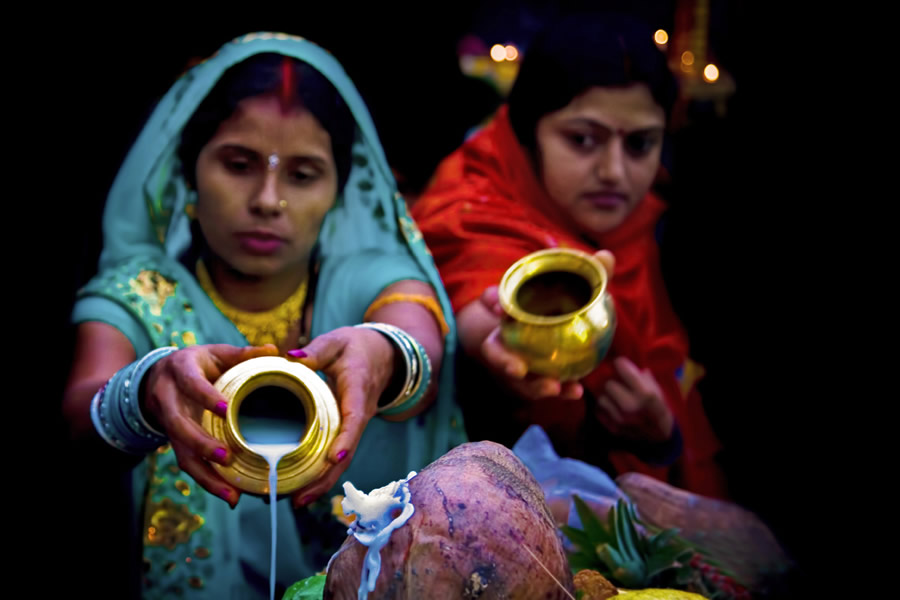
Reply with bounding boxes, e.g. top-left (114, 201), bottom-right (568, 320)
top-left (594, 357), bottom-right (675, 443)
top-left (284, 326), bottom-right (397, 508)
